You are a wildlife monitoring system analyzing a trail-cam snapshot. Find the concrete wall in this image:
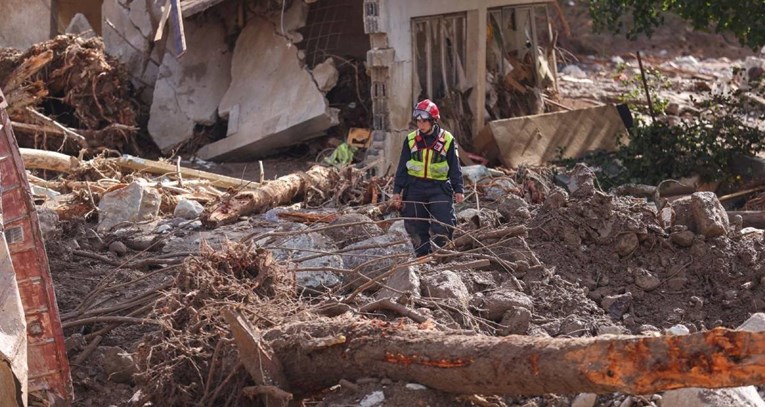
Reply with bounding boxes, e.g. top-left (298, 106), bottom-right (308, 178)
top-left (0, 0), bottom-right (52, 50)
top-left (365, 0), bottom-right (552, 174)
